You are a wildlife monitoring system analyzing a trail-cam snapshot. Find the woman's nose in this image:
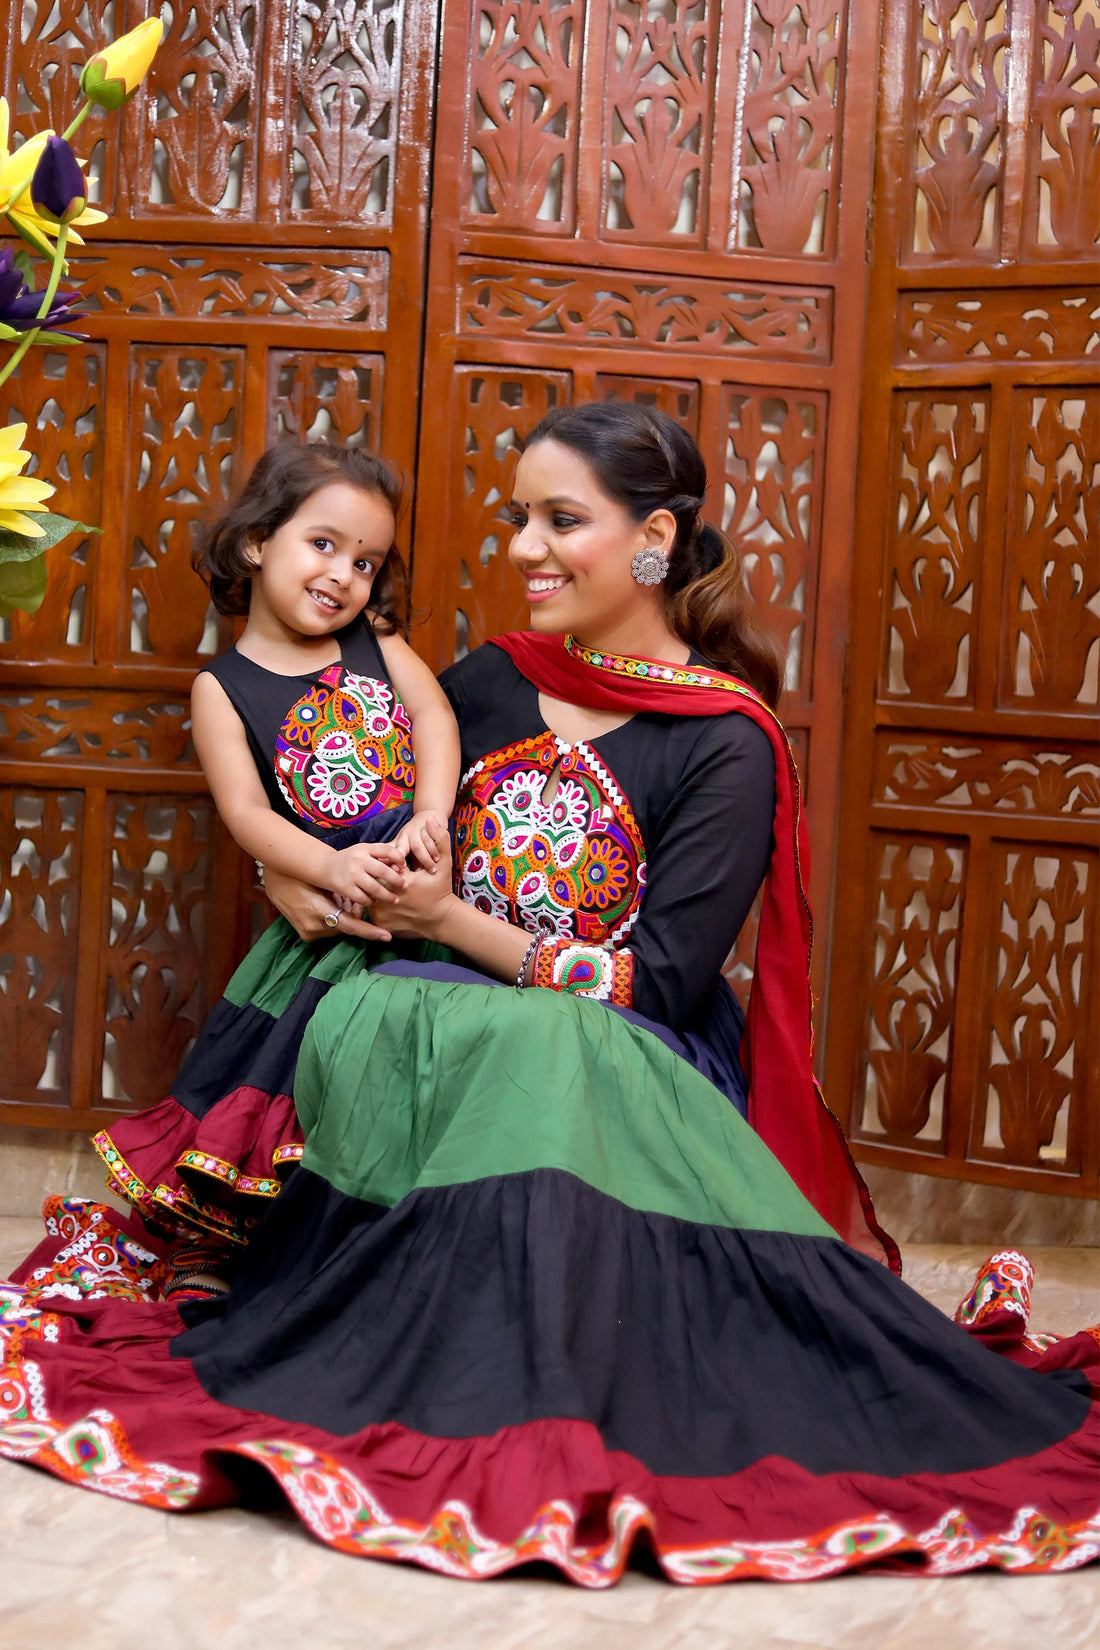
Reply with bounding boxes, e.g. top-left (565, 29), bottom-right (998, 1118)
top-left (510, 522), bottom-right (546, 563)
